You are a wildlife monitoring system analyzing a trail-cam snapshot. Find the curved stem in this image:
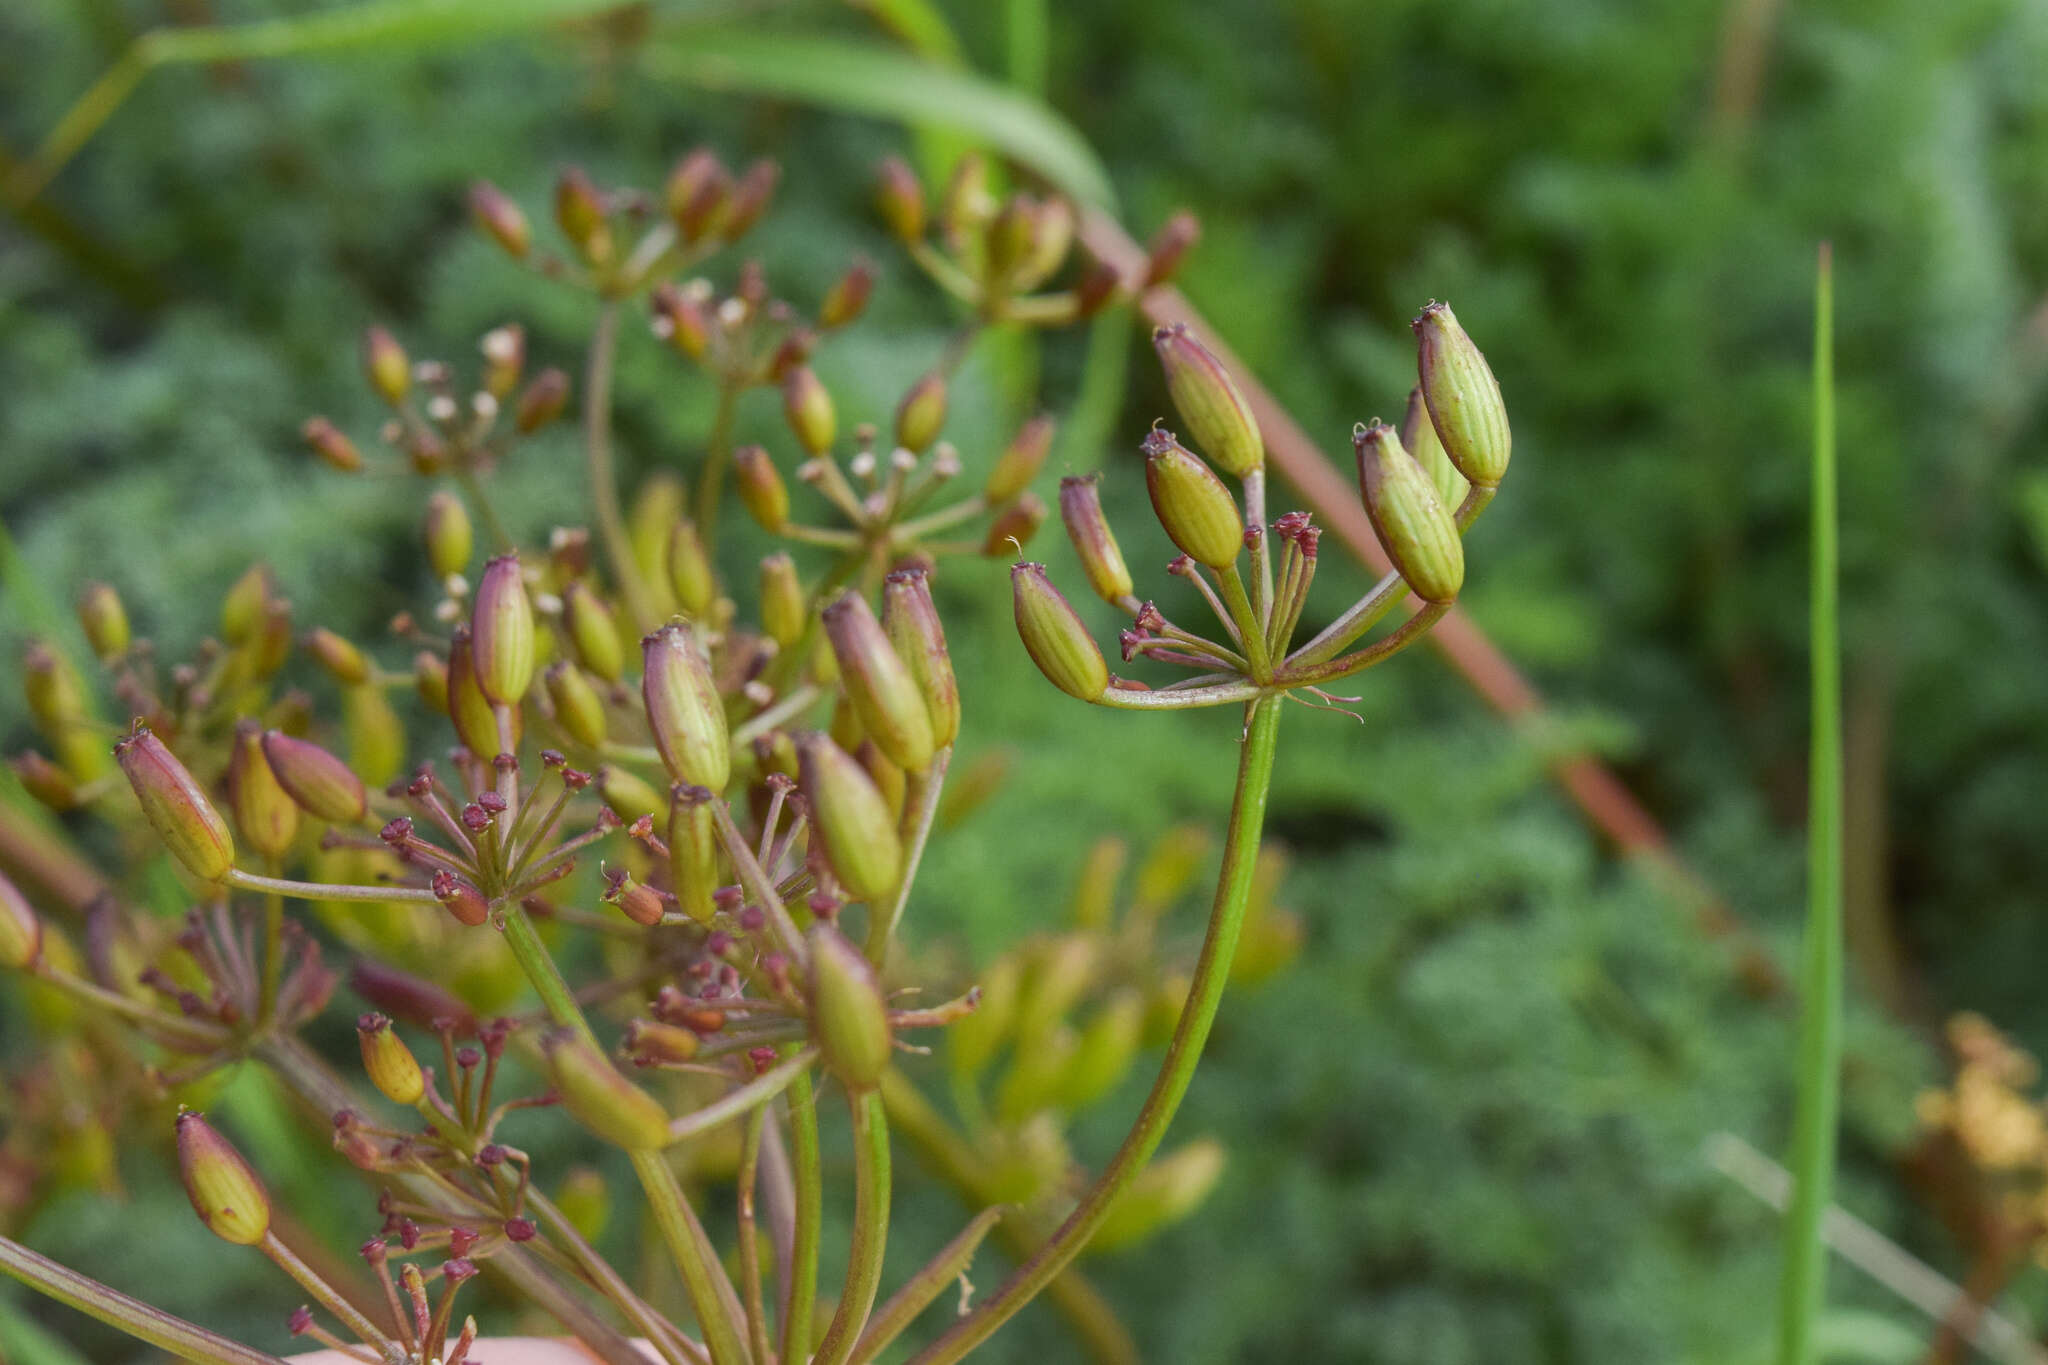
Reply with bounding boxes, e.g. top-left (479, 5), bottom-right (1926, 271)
top-left (665, 1047), bottom-right (818, 1146)
top-left (1276, 601), bottom-right (1449, 688)
top-left (260, 1232), bottom-right (403, 1361)
top-left (585, 302), bottom-right (655, 632)
top-left (808, 1089), bottom-right (892, 1365)
top-left (222, 868), bottom-right (435, 904)
top-left (1285, 568), bottom-right (1405, 669)
top-left (907, 694), bottom-right (1283, 1365)
top-left (780, 1067), bottom-right (823, 1363)
top-left (0, 1234), bottom-right (288, 1365)
top-left (736, 1106), bottom-right (773, 1365)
